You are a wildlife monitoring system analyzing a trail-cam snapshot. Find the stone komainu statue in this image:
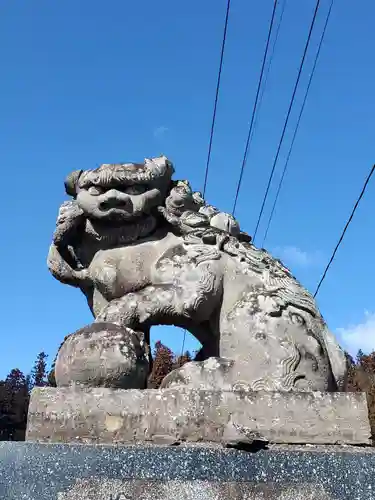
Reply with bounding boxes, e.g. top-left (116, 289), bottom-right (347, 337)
top-left (48, 156), bottom-right (348, 392)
